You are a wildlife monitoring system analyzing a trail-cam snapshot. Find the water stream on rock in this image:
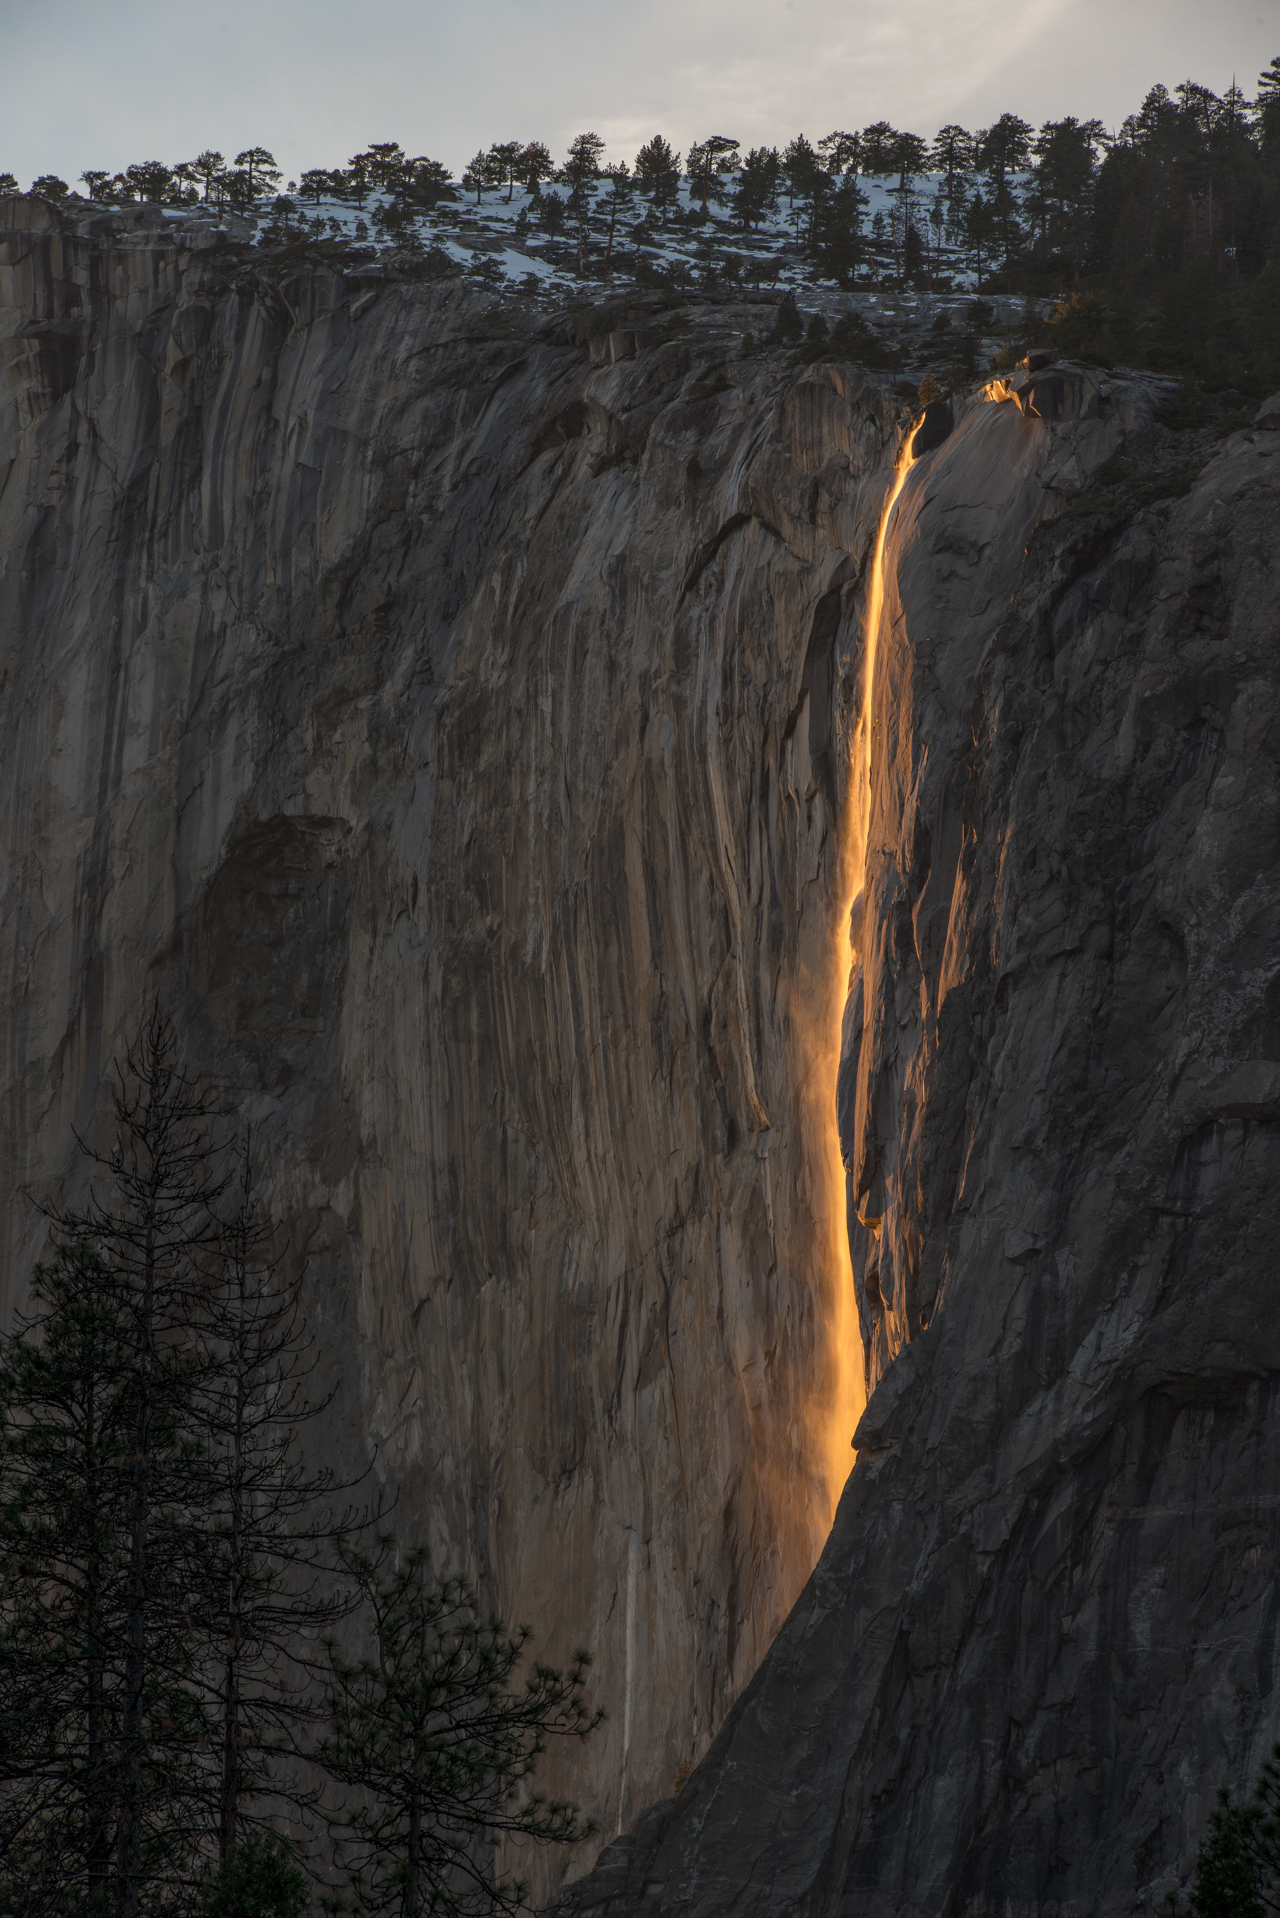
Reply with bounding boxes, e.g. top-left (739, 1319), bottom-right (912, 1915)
top-left (814, 437), bottom-right (915, 1506)
top-left (853, 445), bottom-right (915, 921)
